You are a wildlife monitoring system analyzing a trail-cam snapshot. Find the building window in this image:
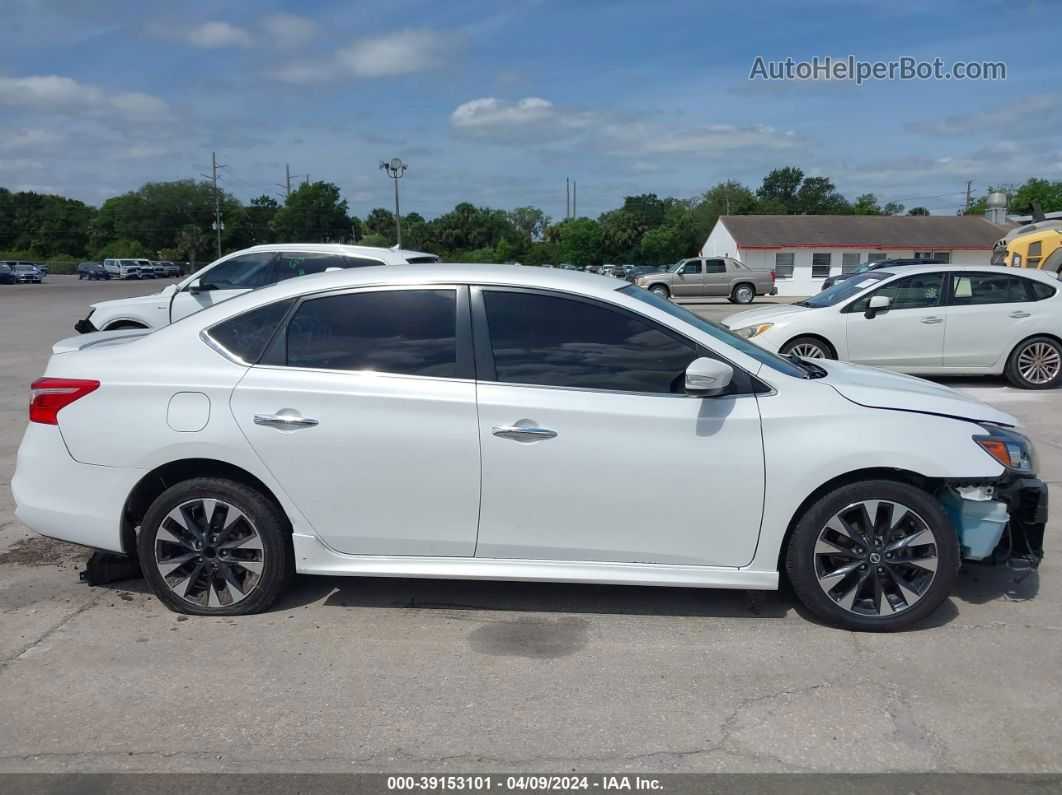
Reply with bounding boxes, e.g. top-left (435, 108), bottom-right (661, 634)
top-left (811, 252), bottom-right (831, 278)
top-left (841, 253), bottom-right (861, 274)
top-left (933, 251), bottom-right (951, 263)
top-left (774, 252), bottom-right (794, 279)
top-left (867, 252), bottom-right (886, 263)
